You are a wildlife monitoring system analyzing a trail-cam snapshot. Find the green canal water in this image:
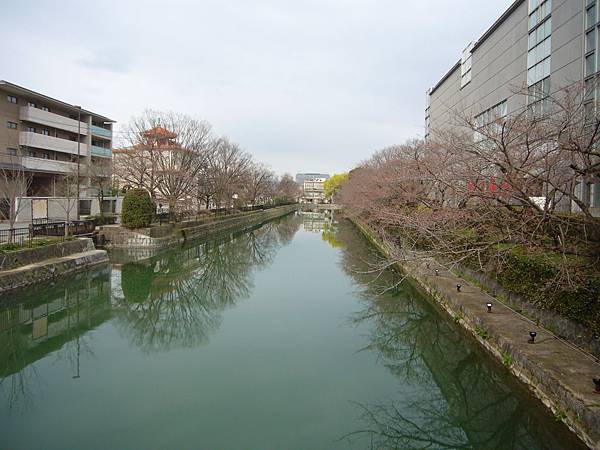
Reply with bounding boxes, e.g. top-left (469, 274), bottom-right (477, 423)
top-left (0, 212), bottom-right (587, 449)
